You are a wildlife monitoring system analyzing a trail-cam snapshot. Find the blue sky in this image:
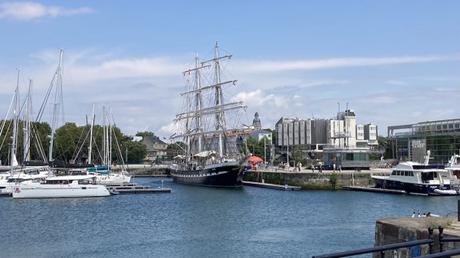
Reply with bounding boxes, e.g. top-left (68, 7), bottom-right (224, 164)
top-left (0, 0), bottom-right (459, 136)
